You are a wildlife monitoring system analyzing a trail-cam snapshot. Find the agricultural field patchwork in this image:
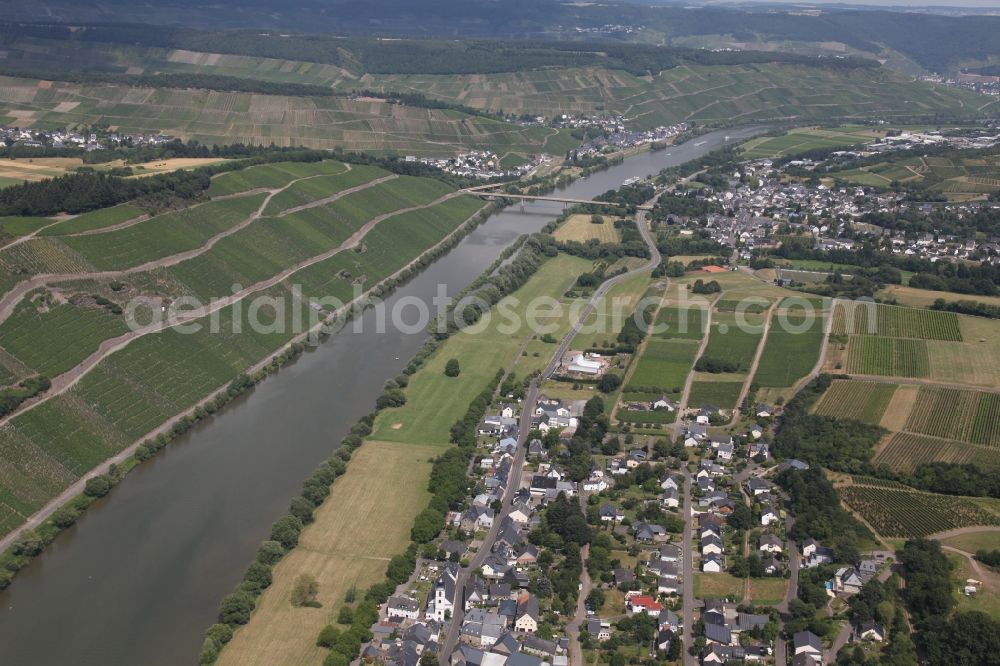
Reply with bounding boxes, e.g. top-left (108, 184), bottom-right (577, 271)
top-left (840, 482), bottom-right (1000, 538)
top-left (362, 63), bottom-right (986, 130)
top-left (0, 75), bottom-right (579, 157)
top-left (0, 173), bottom-right (488, 535)
top-left (207, 160), bottom-right (351, 198)
top-left (371, 254), bottom-right (590, 446)
top-left (833, 150), bottom-right (1000, 200)
top-left (813, 379), bottom-right (897, 425)
top-left (38, 204), bottom-right (146, 236)
top-left (55, 195), bottom-right (265, 272)
top-left (698, 310), bottom-right (765, 373)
